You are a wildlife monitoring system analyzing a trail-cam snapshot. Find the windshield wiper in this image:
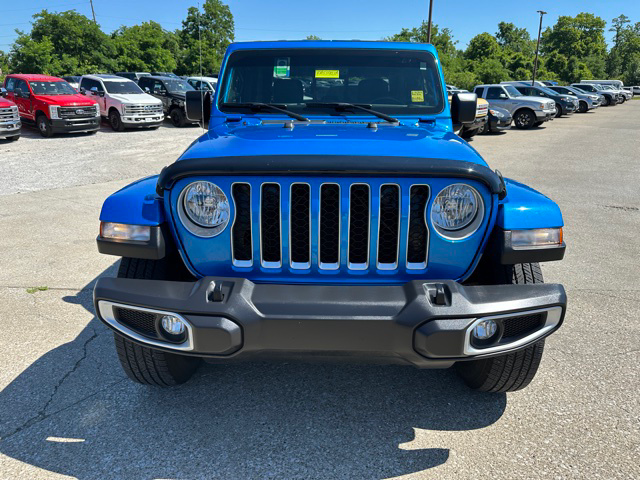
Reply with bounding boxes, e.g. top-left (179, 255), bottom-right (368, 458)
top-left (221, 102), bottom-right (309, 122)
top-left (304, 102), bottom-right (399, 124)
